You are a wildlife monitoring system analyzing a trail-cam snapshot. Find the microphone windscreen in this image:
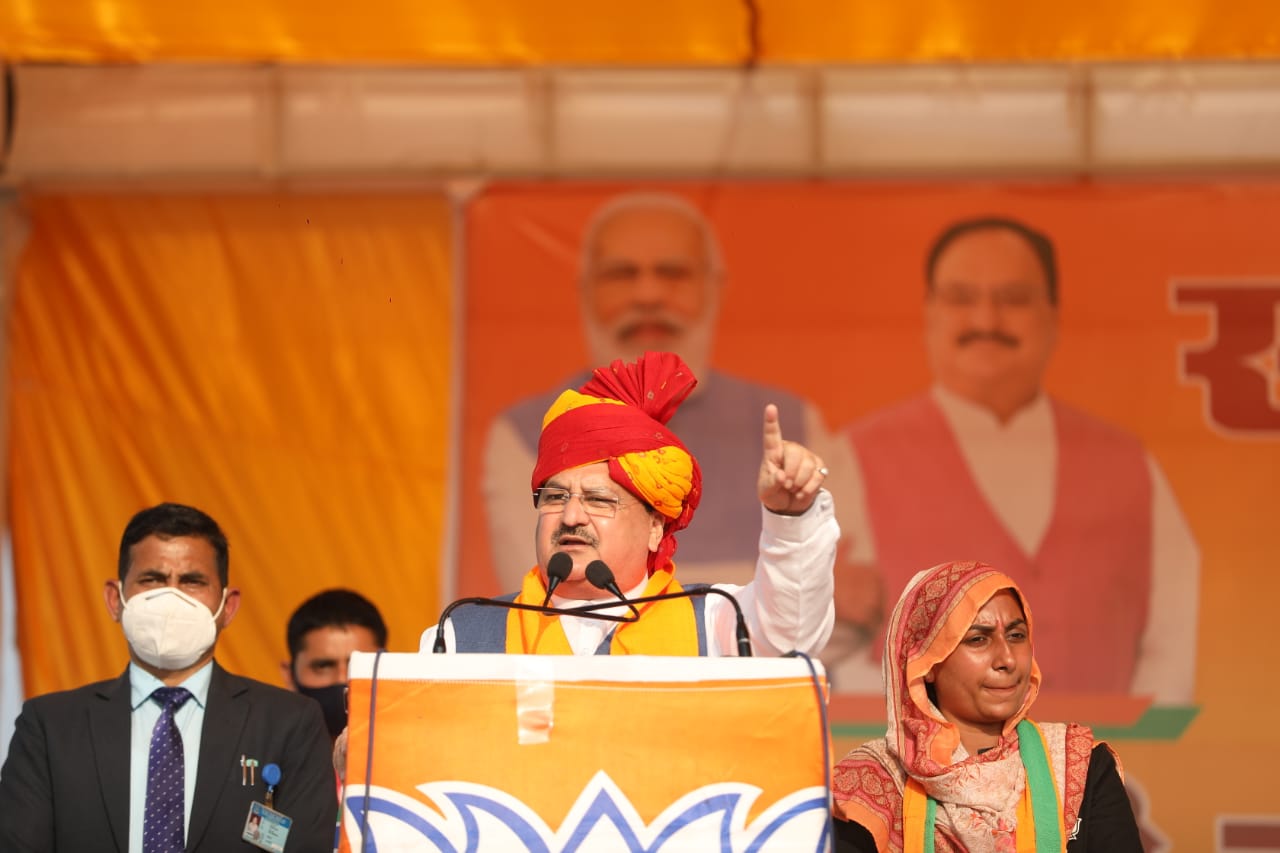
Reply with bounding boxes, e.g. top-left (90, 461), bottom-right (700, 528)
top-left (546, 551), bottom-right (573, 583)
top-left (584, 560), bottom-right (615, 590)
